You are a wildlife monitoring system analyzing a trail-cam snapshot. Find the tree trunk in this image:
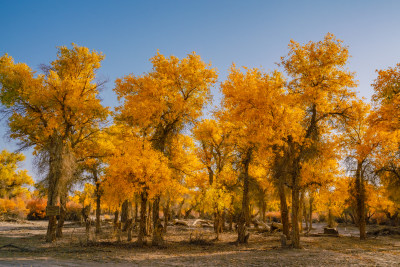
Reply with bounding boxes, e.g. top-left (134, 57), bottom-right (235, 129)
top-left (46, 216), bottom-right (57, 242)
top-left (134, 197), bottom-right (138, 223)
top-left (152, 196), bottom-right (164, 246)
top-left (299, 190), bottom-right (304, 233)
top-left (113, 209), bottom-right (119, 236)
top-left (46, 139), bottom-right (62, 243)
top-left (121, 200), bottom-right (130, 224)
top-left (56, 191), bottom-right (67, 238)
top-left (94, 169), bottom-right (101, 234)
top-left (146, 201), bottom-right (152, 236)
top-left (177, 199), bottom-right (184, 219)
top-left (214, 211), bottom-right (223, 240)
top-left (355, 161), bottom-right (366, 240)
top-left (309, 195), bottom-right (314, 231)
top-left (138, 192), bottom-right (147, 246)
top-left (45, 136), bottom-right (75, 242)
top-left (277, 179), bottom-right (290, 239)
top-left (237, 149), bottom-right (251, 243)
top-left (95, 189), bottom-right (101, 234)
top-left (261, 200), bottom-right (266, 222)
top-left (163, 199), bottom-right (170, 233)
top-left (291, 162), bottom-right (301, 248)
top-left (304, 203), bottom-right (309, 231)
